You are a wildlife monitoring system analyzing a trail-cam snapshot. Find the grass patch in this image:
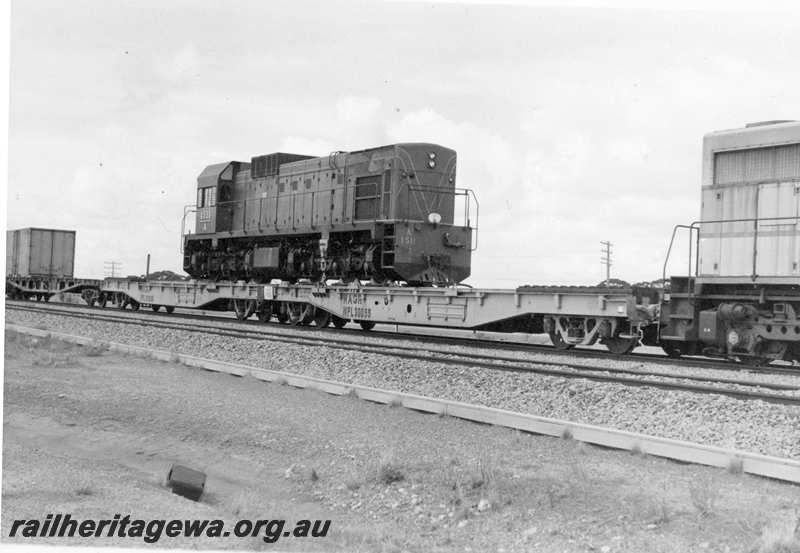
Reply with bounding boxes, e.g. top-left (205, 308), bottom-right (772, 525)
top-left (751, 514), bottom-right (800, 553)
top-left (688, 474), bottom-right (719, 518)
top-left (376, 451), bottom-right (405, 485)
top-left (728, 455), bottom-right (744, 474)
top-left (638, 481), bottom-right (672, 525)
top-left (446, 450), bottom-right (504, 513)
top-left (343, 479), bottom-right (362, 491)
top-left (83, 340), bottom-right (107, 357)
